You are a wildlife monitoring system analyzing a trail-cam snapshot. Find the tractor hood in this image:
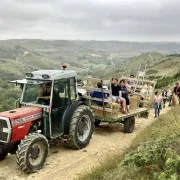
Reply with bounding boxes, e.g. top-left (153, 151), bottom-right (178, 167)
top-left (0, 107), bottom-right (42, 126)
